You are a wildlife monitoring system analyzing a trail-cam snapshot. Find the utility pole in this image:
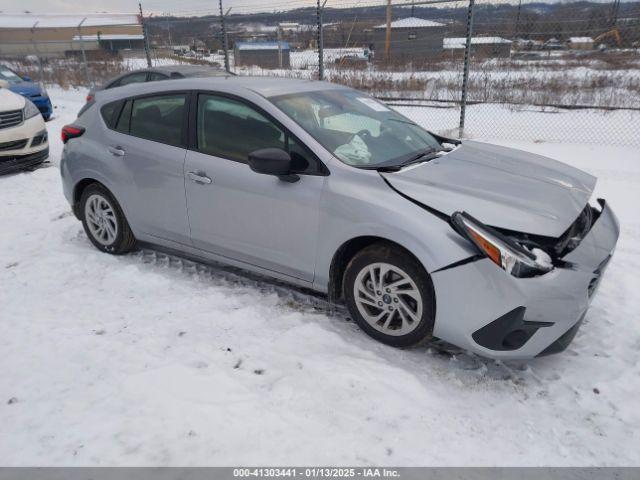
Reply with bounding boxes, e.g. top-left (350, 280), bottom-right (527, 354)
top-left (139, 3), bottom-right (152, 67)
top-left (385, 0), bottom-right (392, 63)
top-left (459, 0), bottom-right (475, 138)
top-left (219, 0), bottom-right (230, 72)
top-left (77, 18), bottom-right (93, 87)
